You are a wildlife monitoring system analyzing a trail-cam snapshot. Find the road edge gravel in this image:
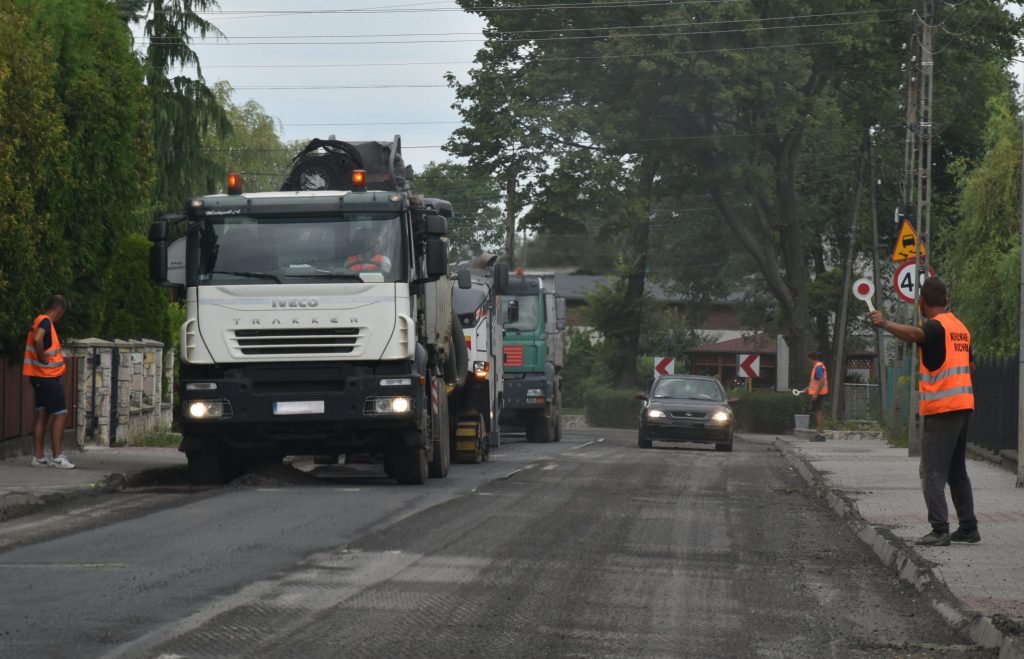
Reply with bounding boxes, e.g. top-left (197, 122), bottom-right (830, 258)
top-left (768, 436), bottom-right (1024, 659)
